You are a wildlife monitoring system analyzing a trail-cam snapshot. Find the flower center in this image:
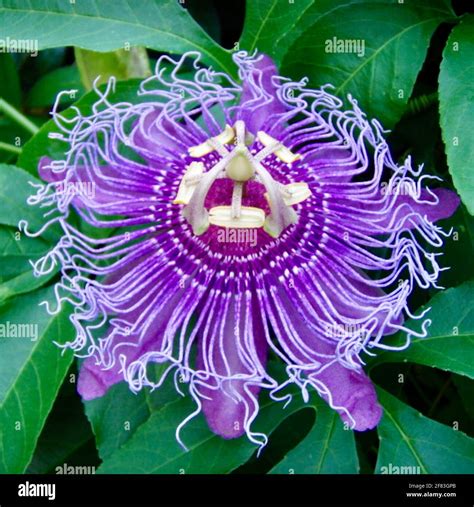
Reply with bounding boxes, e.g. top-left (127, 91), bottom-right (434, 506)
top-left (173, 121), bottom-right (311, 238)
